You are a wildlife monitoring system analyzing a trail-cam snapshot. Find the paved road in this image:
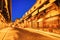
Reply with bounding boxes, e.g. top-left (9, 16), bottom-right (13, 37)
top-left (0, 27), bottom-right (58, 40)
